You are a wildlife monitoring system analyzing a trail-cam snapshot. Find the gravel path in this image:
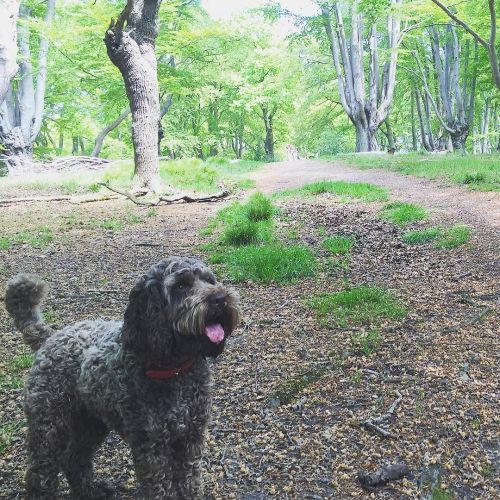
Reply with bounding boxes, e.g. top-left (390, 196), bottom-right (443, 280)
top-left (249, 159), bottom-right (500, 230)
